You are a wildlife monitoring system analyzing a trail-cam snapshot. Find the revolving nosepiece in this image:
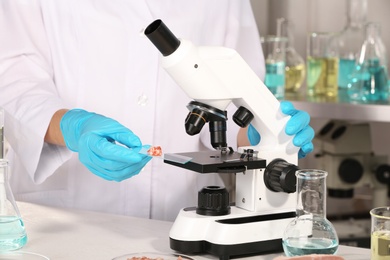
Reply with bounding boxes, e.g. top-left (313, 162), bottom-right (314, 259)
top-left (185, 101), bottom-right (228, 150)
top-left (145, 19), bottom-right (181, 56)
